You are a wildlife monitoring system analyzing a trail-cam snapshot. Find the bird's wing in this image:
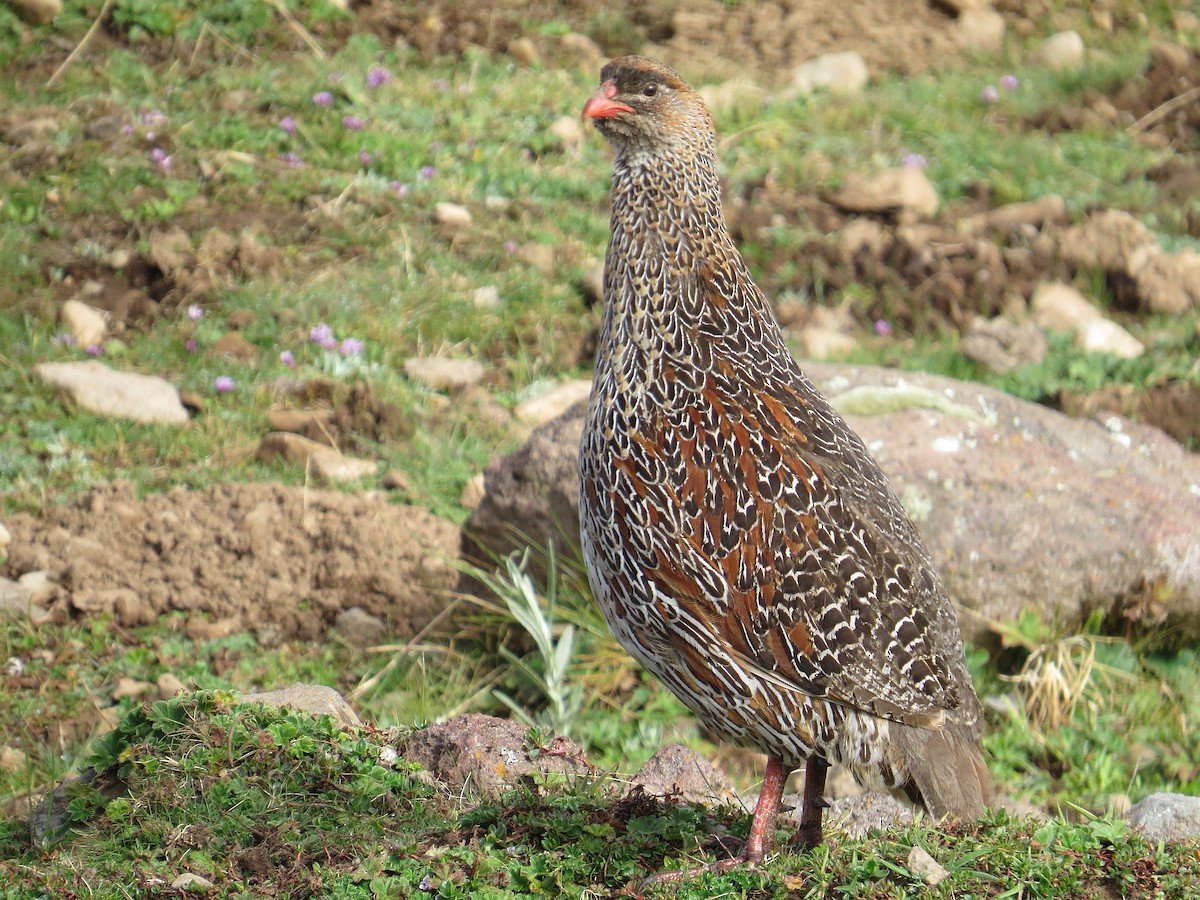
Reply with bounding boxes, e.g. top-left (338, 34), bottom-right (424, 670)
top-left (640, 266), bottom-right (970, 729)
